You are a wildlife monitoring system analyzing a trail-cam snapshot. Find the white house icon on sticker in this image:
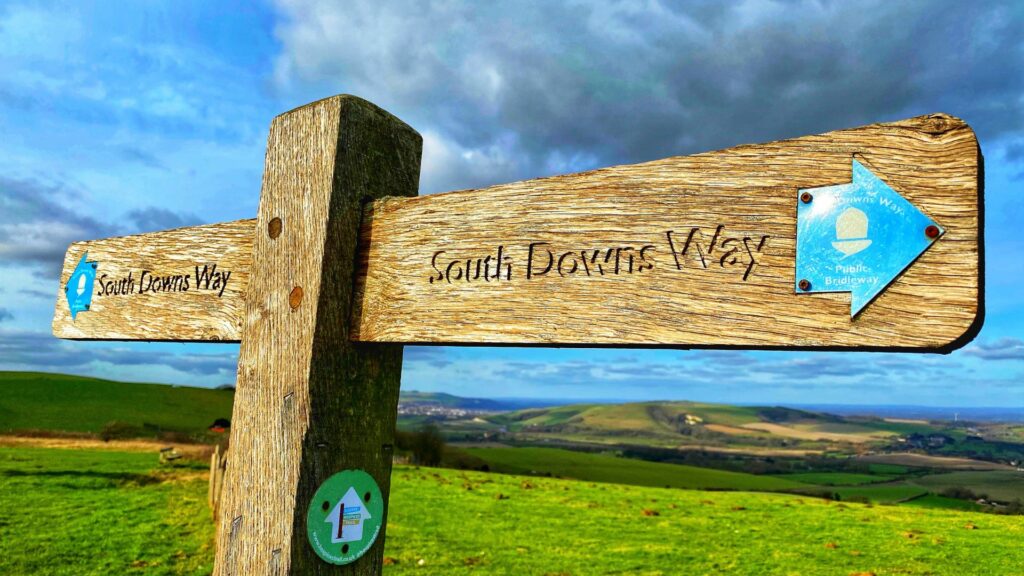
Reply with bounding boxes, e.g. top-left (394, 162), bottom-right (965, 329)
top-left (326, 487), bottom-right (371, 543)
